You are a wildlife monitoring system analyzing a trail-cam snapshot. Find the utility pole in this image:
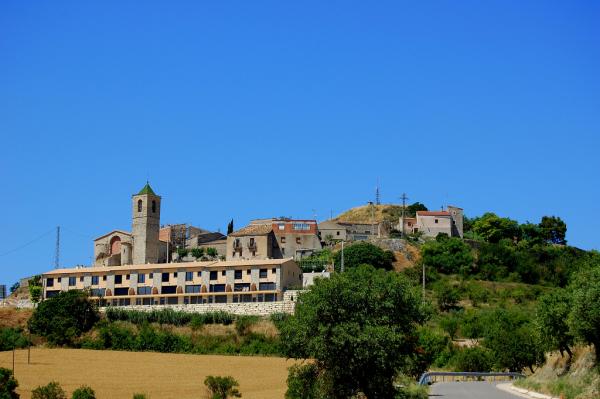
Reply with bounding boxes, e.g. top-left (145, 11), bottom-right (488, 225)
top-left (341, 241), bottom-right (345, 272)
top-left (422, 262), bottom-right (426, 298)
top-left (400, 193), bottom-right (408, 237)
top-left (54, 226), bottom-right (60, 269)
